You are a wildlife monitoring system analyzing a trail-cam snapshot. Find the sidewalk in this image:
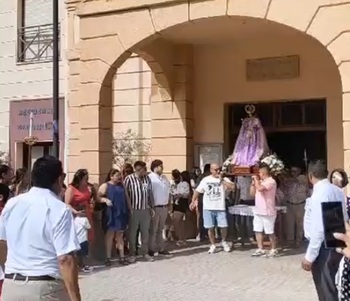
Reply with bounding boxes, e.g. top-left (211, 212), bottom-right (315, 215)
top-left (80, 242), bottom-right (317, 301)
